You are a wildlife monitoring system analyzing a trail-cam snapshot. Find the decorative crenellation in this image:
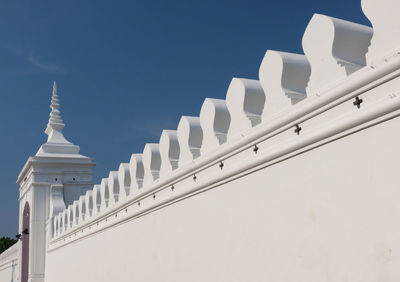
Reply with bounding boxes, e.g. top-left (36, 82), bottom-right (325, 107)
top-left (78, 195), bottom-right (87, 222)
top-left (361, 0), bottom-right (400, 65)
top-left (108, 171), bottom-right (120, 203)
top-left (259, 50), bottom-right (311, 118)
top-left (199, 98), bottom-right (230, 155)
top-left (52, 0), bottom-right (400, 239)
top-left (159, 130), bottom-right (180, 177)
top-left (67, 205), bottom-right (73, 230)
top-left (129, 154), bottom-right (144, 192)
top-left (71, 200), bottom-right (79, 227)
top-left (143, 144), bottom-right (162, 188)
top-left (118, 163), bottom-right (131, 198)
top-left (91, 185), bottom-right (102, 216)
top-left (302, 14), bottom-right (373, 95)
top-left (100, 178), bottom-right (111, 208)
top-left (226, 78), bottom-right (265, 141)
top-left (84, 190), bottom-right (94, 219)
top-left (177, 116), bottom-right (203, 166)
